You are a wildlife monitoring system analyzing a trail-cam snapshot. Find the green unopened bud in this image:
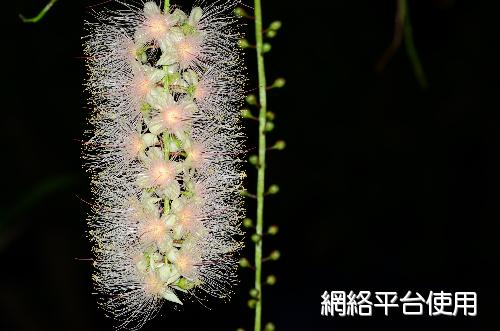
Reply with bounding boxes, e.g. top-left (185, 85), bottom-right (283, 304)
top-left (239, 257), bottom-right (250, 268)
top-left (247, 299), bottom-right (257, 309)
top-left (266, 30), bottom-right (277, 38)
top-left (246, 94), bottom-right (257, 105)
top-left (266, 274), bottom-right (277, 285)
top-left (238, 39), bottom-right (250, 49)
top-left (240, 108), bottom-right (254, 118)
top-left (249, 288), bottom-right (260, 298)
top-left (268, 184), bottom-right (280, 194)
top-left (262, 43), bottom-right (272, 53)
top-left (251, 233), bottom-right (261, 243)
top-left (273, 140), bottom-right (286, 150)
top-left (270, 250), bottom-right (281, 261)
top-left (243, 217), bottom-right (253, 228)
top-left (266, 111), bottom-right (275, 121)
top-left (265, 121), bottom-right (274, 132)
top-left (177, 277), bottom-right (195, 290)
top-left (264, 322), bottom-right (276, 331)
top-left (269, 21), bottom-right (282, 30)
top-left (249, 155), bottom-right (259, 165)
top-left (272, 77), bottom-right (286, 88)
top-left (267, 225), bottom-right (279, 235)
top-left (233, 7), bottom-right (247, 17)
